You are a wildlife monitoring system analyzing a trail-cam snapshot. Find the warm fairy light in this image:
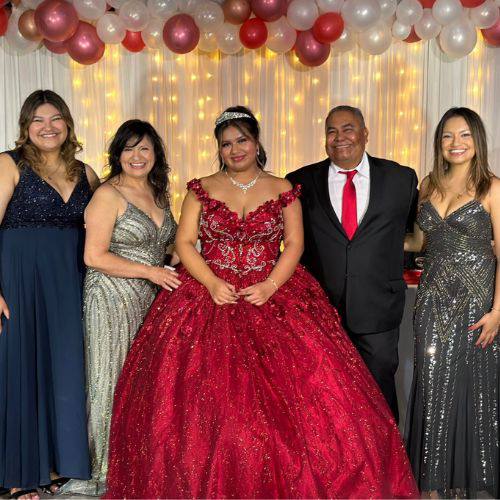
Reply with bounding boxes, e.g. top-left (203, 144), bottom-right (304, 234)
top-left (191, 74), bottom-right (197, 81)
top-left (293, 94), bottom-right (302, 104)
top-left (312, 78), bottom-right (319, 85)
top-left (73, 78), bottom-right (82, 88)
top-left (374, 72), bottom-right (381, 81)
top-left (153, 96), bottom-right (159, 102)
top-left (198, 111), bottom-right (205, 120)
top-left (198, 98), bottom-right (204, 107)
top-left (152, 76), bottom-right (158, 82)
